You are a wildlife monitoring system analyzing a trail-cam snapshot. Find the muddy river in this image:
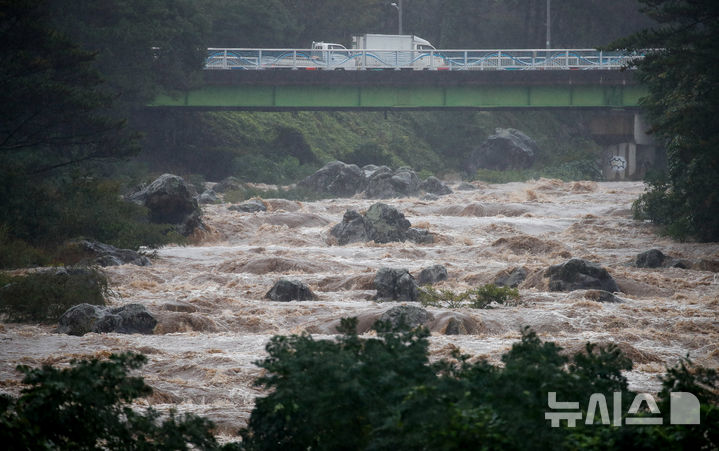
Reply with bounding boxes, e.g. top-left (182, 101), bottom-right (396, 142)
top-left (1, 179), bottom-right (718, 438)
